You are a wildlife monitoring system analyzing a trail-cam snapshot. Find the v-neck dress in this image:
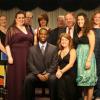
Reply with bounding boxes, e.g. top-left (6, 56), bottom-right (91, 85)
top-left (57, 52), bottom-right (76, 100)
top-left (6, 26), bottom-right (33, 100)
